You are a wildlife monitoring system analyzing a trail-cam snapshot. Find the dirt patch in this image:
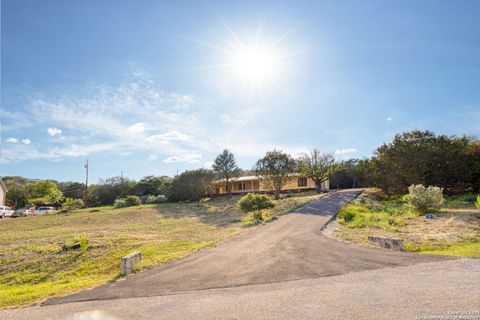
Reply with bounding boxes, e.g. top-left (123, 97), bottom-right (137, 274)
top-left (327, 209), bottom-right (480, 250)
